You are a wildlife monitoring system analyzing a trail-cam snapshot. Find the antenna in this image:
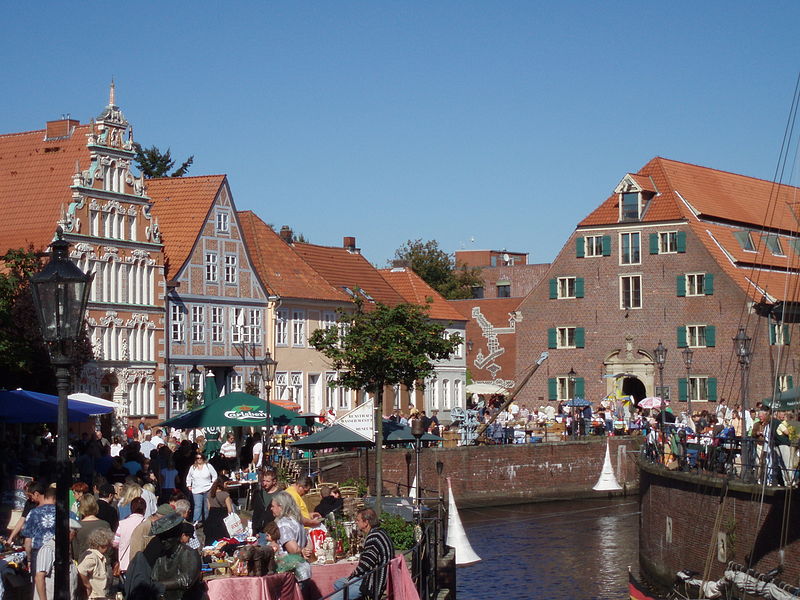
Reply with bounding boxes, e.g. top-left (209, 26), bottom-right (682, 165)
top-left (502, 253), bottom-right (510, 263)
